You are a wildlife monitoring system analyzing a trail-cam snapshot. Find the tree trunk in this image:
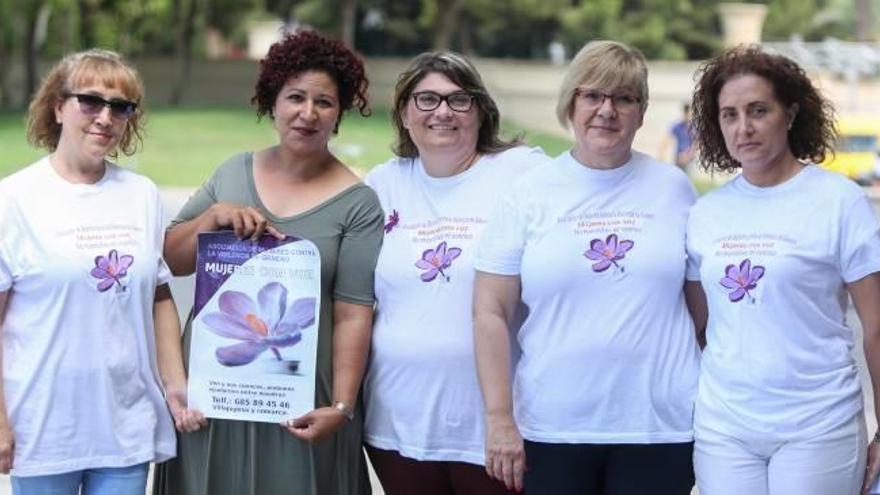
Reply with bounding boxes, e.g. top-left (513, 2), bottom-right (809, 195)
top-left (432, 0), bottom-right (460, 50)
top-left (169, 0), bottom-right (199, 105)
top-left (78, 0), bottom-right (97, 48)
top-left (23, 2), bottom-right (50, 106)
top-left (339, 0), bottom-right (358, 47)
top-left (855, 0), bottom-right (871, 42)
top-left (0, 0), bottom-right (11, 108)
